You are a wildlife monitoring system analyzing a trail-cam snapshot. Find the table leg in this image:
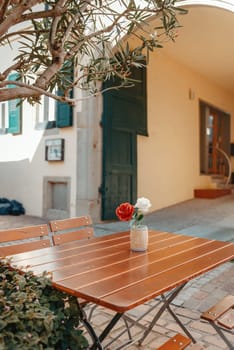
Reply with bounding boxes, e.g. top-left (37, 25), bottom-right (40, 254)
top-left (165, 301), bottom-right (196, 342)
top-left (209, 322), bottom-right (234, 349)
top-left (103, 299), bottom-right (164, 349)
top-left (78, 283), bottom-right (197, 349)
top-left (77, 300), bottom-right (130, 349)
top-left (76, 299), bottom-right (103, 350)
top-left (99, 313), bottom-right (123, 342)
top-left (139, 282), bottom-right (196, 345)
top-left (89, 313), bottom-right (123, 350)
